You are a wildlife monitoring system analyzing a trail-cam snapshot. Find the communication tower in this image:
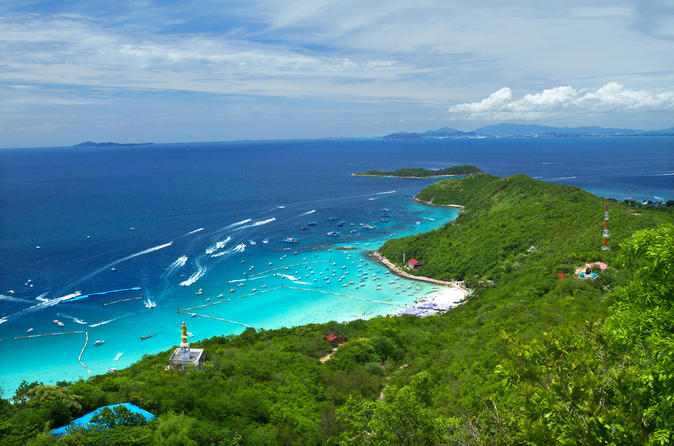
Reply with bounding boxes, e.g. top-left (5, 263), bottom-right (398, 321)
top-left (602, 202), bottom-right (610, 251)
